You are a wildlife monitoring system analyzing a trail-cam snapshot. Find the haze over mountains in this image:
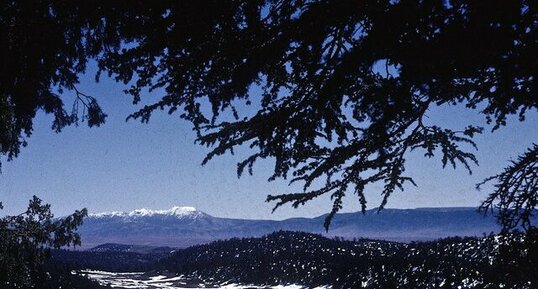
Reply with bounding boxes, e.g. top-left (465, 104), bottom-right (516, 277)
top-left (77, 206), bottom-right (506, 249)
